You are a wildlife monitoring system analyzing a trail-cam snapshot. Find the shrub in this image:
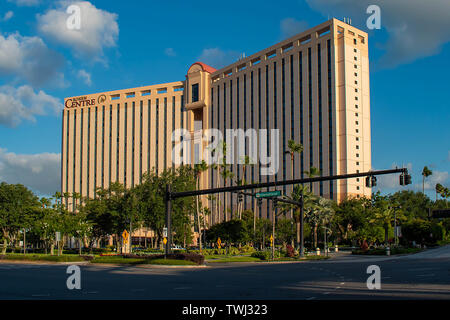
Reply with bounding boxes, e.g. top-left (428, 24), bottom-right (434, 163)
top-left (285, 245), bottom-right (295, 257)
top-left (122, 252), bottom-right (204, 265)
top-left (251, 250), bottom-right (281, 260)
top-left (239, 245), bottom-right (255, 254)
